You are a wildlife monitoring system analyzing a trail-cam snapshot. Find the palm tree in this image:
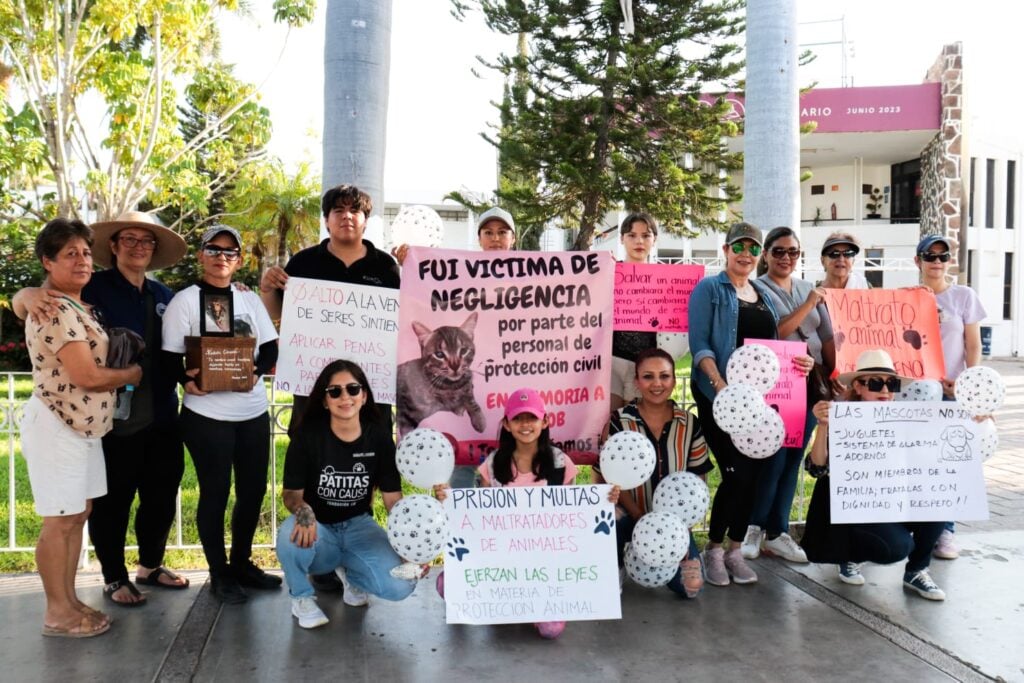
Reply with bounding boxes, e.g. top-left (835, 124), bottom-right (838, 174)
top-left (744, 0), bottom-right (800, 235)
top-left (322, 0), bottom-right (393, 210)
